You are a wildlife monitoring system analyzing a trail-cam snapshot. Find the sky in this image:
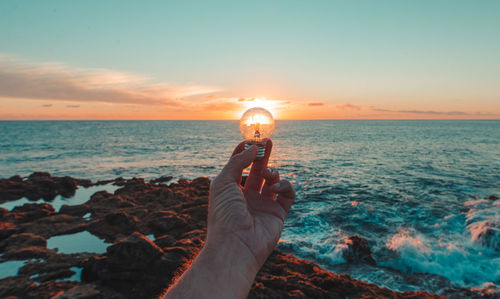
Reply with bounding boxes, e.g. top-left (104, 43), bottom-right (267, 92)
top-left (1, 0), bottom-right (499, 120)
